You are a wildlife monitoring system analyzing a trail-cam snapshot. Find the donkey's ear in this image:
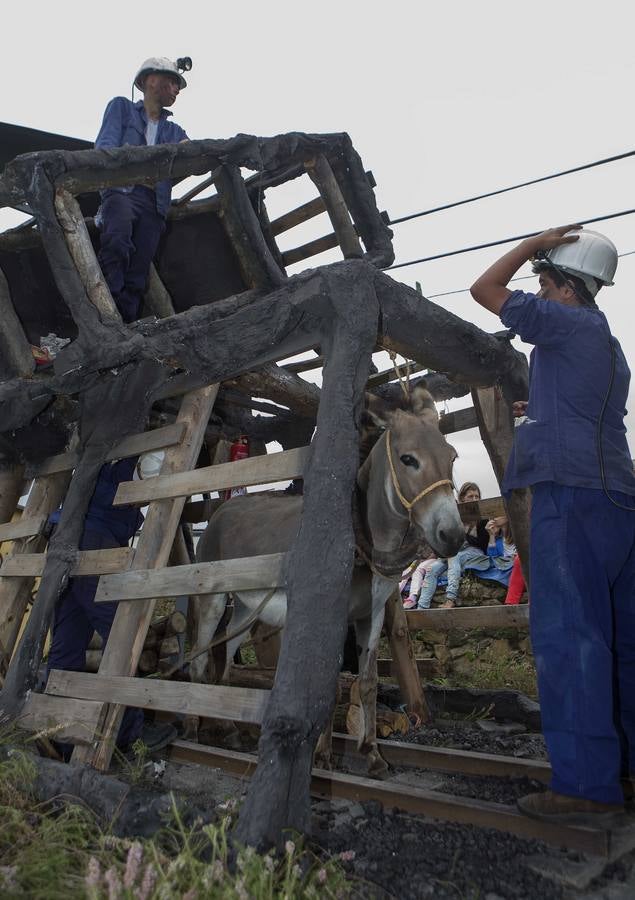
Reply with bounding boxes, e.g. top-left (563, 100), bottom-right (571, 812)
top-left (410, 384), bottom-right (439, 426)
top-left (364, 392), bottom-right (394, 428)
